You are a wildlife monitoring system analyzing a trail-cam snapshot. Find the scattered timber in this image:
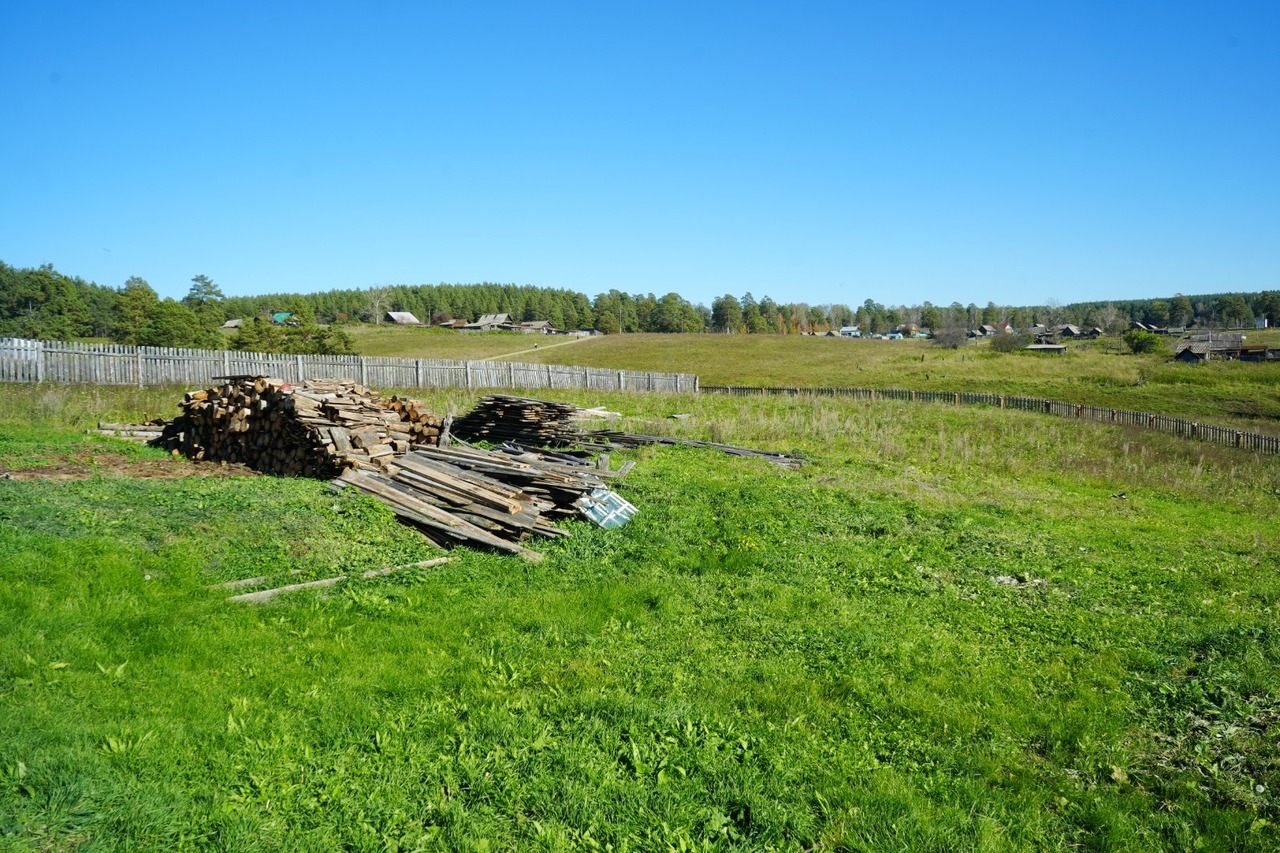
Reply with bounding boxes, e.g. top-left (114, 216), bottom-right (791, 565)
top-left (579, 430), bottom-right (804, 470)
top-left (226, 557), bottom-right (452, 604)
